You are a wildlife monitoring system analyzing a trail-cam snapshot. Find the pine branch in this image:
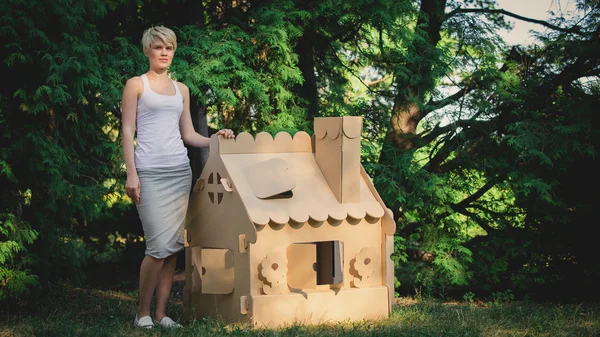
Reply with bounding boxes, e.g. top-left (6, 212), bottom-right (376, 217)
top-left (452, 177), bottom-right (502, 212)
top-left (467, 203), bottom-right (524, 218)
top-left (333, 52), bottom-right (393, 97)
top-left (445, 8), bottom-right (584, 35)
top-left (421, 96), bottom-right (519, 174)
top-left (537, 24), bottom-right (600, 100)
top-left (425, 85), bottom-right (476, 112)
top-left (425, 204), bottom-right (497, 236)
top-left (551, 49), bottom-right (600, 88)
top-left (397, 222), bottom-right (421, 238)
top-left (425, 46), bottom-right (522, 115)
top-left (87, 153), bottom-right (112, 166)
top-left (458, 208), bottom-right (497, 234)
top-left (442, 176), bottom-right (509, 236)
top-left (419, 117), bottom-right (487, 149)
top-left (423, 133), bottom-right (460, 173)
top-left (79, 174), bottom-right (99, 184)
